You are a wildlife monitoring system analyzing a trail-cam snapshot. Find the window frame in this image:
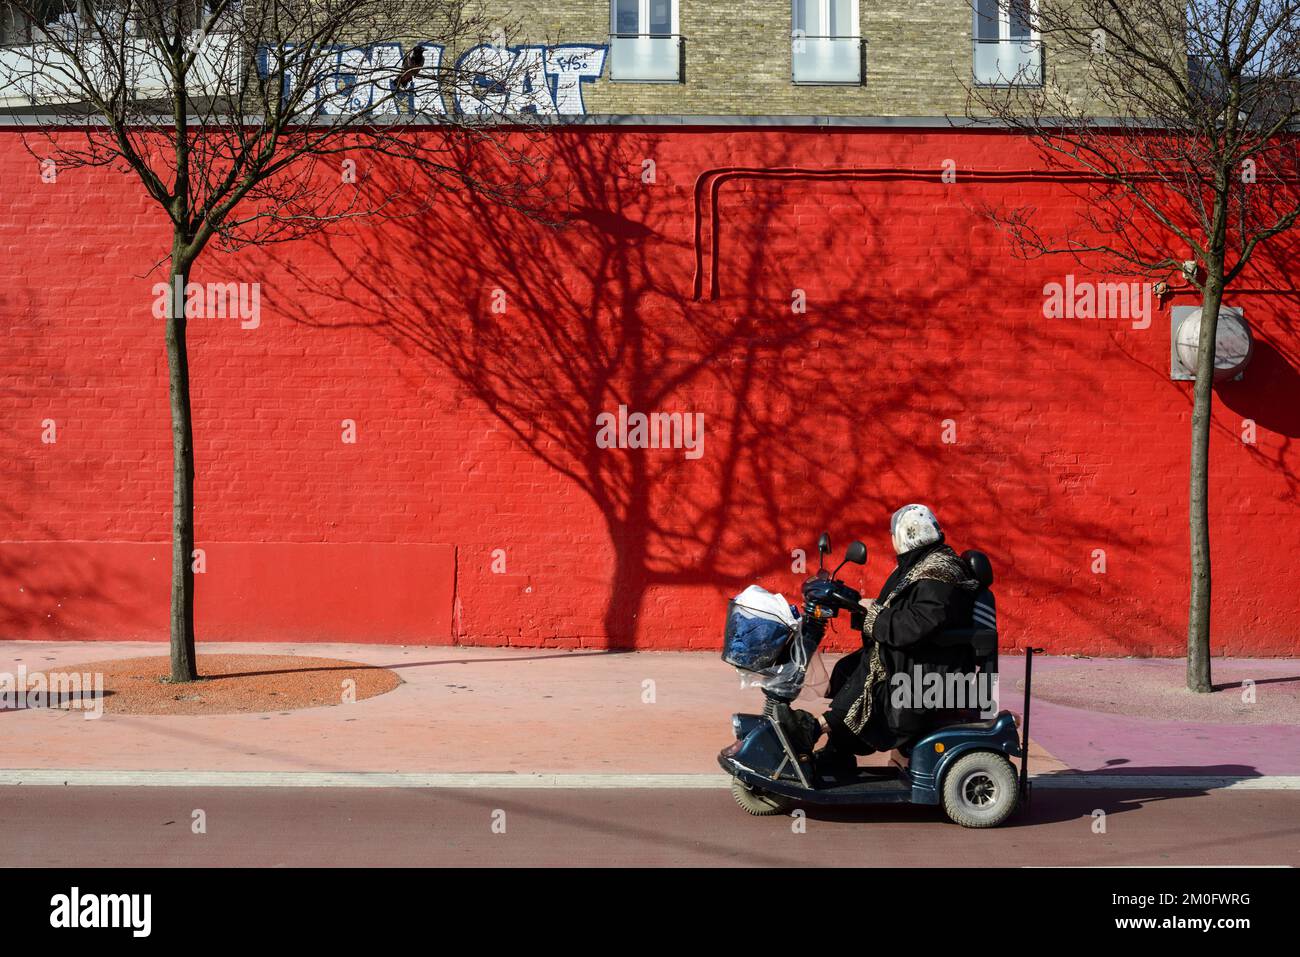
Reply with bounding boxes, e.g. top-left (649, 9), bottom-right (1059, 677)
top-left (792, 0), bottom-right (859, 41)
top-left (972, 0), bottom-right (1043, 88)
top-left (976, 0), bottom-right (1039, 43)
top-left (610, 0), bottom-right (679, 39)
top-left (790, 0), bottom-right (863, 87)
top-left (608, 0), bottom-right (682, 84)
